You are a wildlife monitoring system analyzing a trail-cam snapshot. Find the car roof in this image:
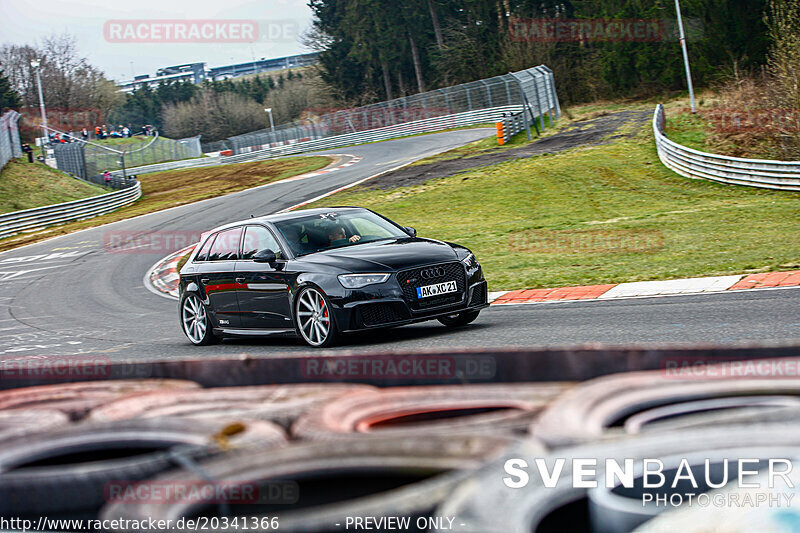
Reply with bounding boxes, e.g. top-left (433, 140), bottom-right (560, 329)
top-left (204, 206), bottom-right (368, 234)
